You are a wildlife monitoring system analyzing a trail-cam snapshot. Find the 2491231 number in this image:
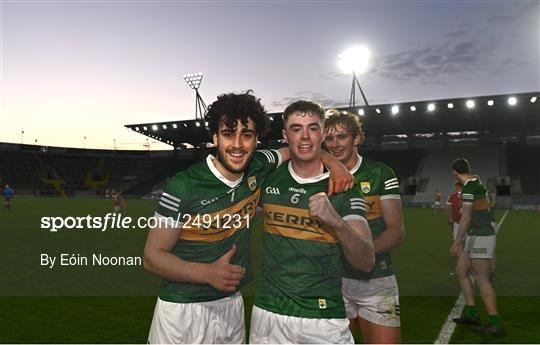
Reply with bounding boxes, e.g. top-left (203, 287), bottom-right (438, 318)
top-left (182, 213), bottom-right (250, 230)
